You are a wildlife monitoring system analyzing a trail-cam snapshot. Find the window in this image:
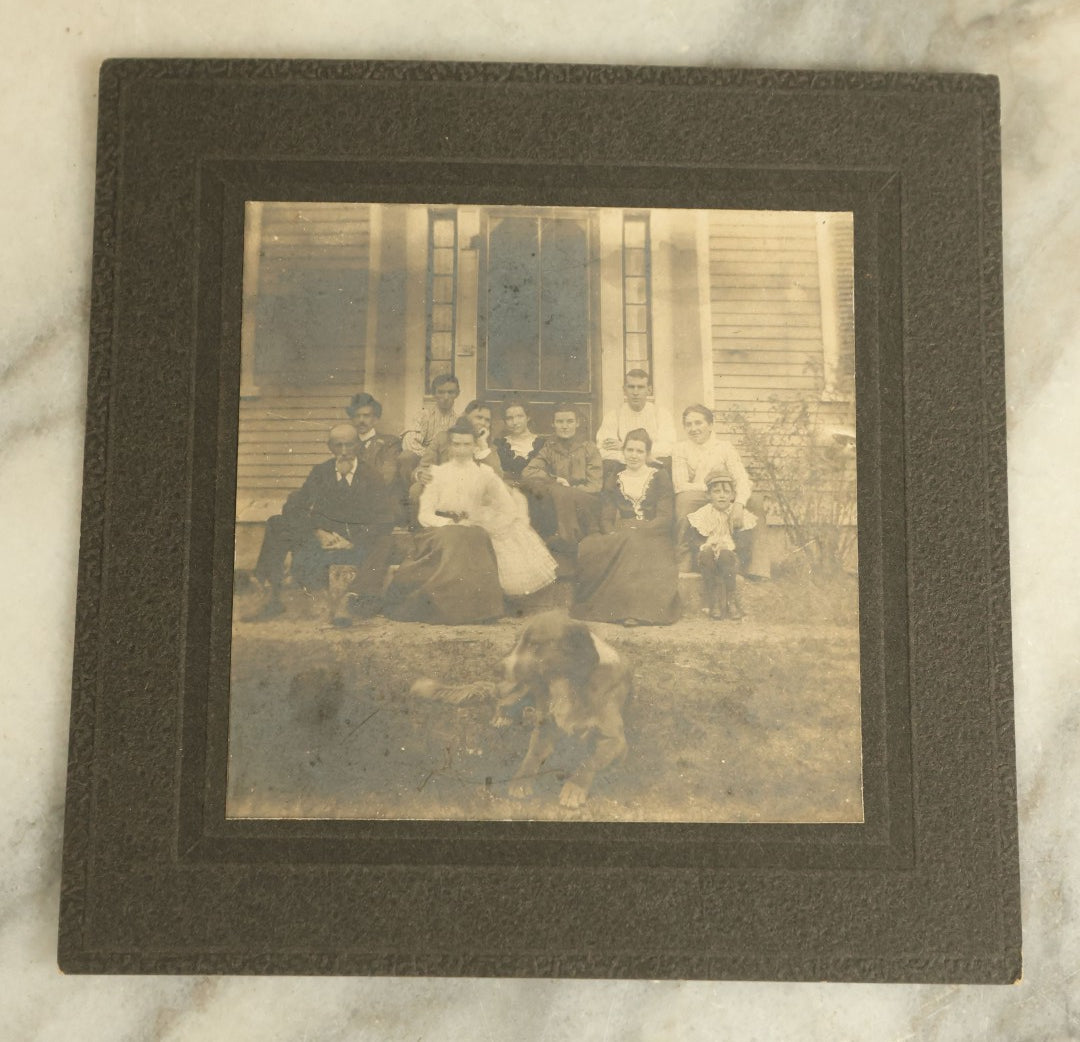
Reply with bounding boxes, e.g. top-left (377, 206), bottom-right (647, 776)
top-left (426, 211), bottom-right (458, 390)
top-left (622, 213), bottom-right (652, 376)
top-left (246, 203), bottom-right (370, 390)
